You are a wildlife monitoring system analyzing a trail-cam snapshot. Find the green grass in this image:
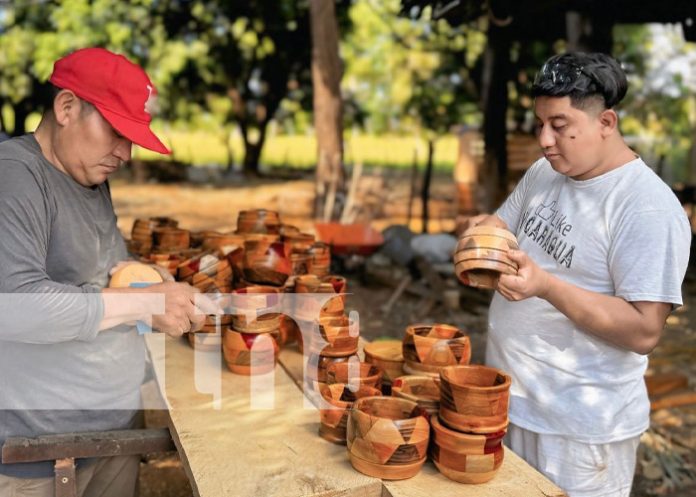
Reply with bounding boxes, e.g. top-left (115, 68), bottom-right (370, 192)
top-left (134, 126), bottom-right (459, 172)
